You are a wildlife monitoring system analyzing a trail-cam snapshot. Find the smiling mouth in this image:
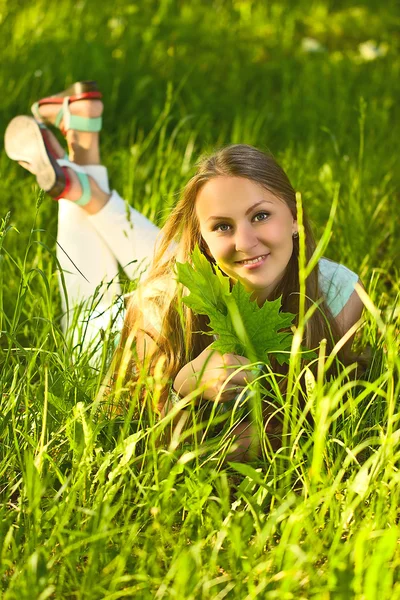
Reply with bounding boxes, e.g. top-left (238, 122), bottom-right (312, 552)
top-left (235, 254), bottom-right (269, 266)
